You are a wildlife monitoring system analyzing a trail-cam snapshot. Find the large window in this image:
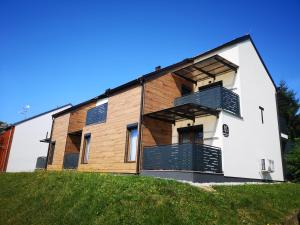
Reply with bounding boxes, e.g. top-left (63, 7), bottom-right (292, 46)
top-left (125, 124), bottom-right (138, 162)
top-left (47, 141), bottom-right (55, 165)
top-left (86, 103), bottom-right (108, 126)
top-left (81, 134), bottom-right (91, 164)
